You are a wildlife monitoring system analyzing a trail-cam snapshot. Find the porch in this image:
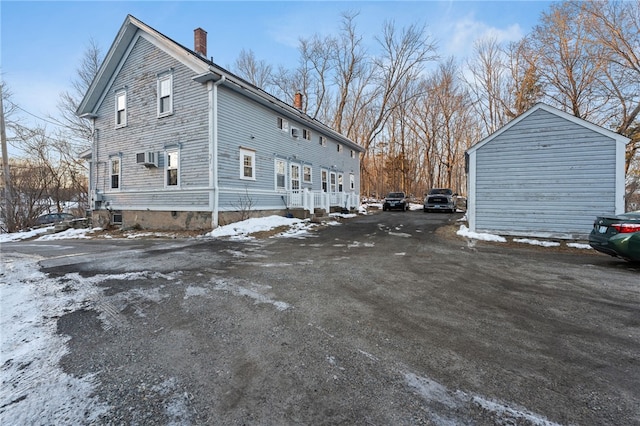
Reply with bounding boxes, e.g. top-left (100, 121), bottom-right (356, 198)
top-left (284, 189), bottom-right (359, 215)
